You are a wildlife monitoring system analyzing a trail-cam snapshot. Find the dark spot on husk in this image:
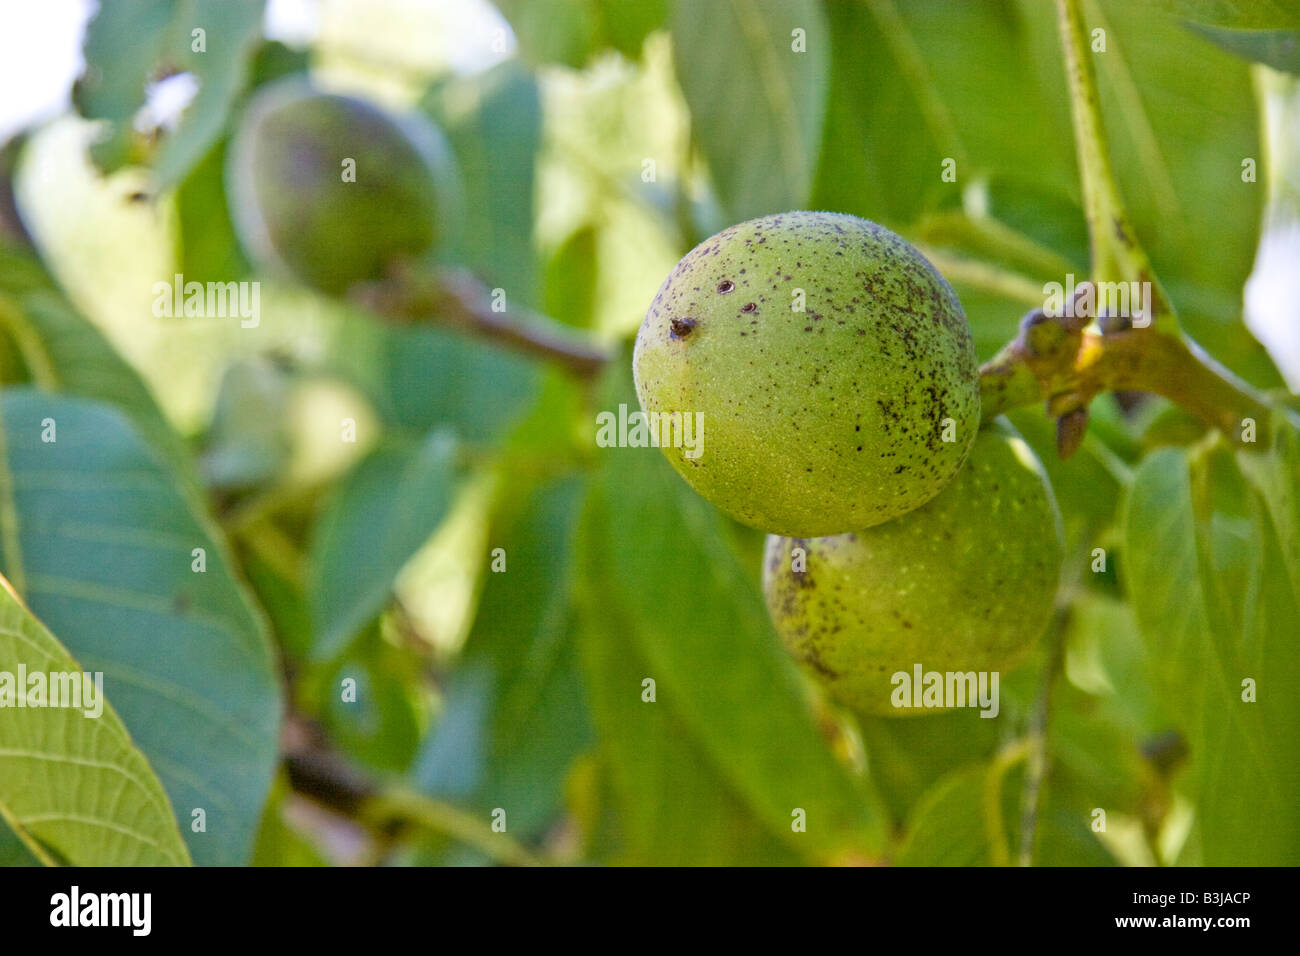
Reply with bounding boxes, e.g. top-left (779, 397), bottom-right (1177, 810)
top-left (670, 318), bottom-right (697, 339)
